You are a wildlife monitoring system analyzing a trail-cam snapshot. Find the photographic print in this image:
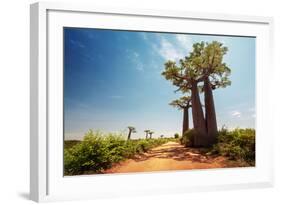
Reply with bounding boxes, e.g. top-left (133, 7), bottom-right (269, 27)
top-left (63, 28), bottom-right (255, 176)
